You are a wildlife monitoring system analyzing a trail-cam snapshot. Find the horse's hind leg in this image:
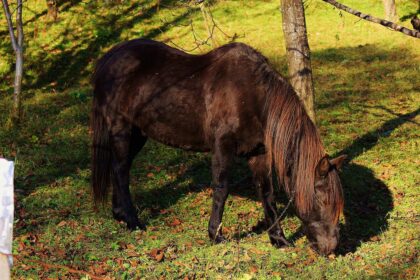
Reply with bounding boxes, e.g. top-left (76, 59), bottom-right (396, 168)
top-left (112, 127), bottom-right (146, 224)
top-left (110, 120), bottom-right (147, 230)
top-left (208, 135), bottom-right (235, 243)
top-left (248, 154), bottom-right (290, 247)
